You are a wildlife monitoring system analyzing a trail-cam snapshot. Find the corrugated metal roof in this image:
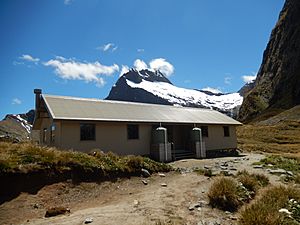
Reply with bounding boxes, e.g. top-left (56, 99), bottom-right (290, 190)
top-left (42, 94), bottom-right (242, 125)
